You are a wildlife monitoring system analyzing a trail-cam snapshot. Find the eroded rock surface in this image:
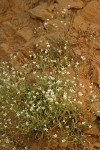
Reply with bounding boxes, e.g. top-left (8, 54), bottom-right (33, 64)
top-left (29, 3), bottom-right (52, 20)
top-left (16, 27), bottom-right (34, 42)
top-left (81, 0), bottom-right (100, 24)
top-left (91, 102), bottom-right (100, 117)
top-left (92, 66), bottom-right (100, 85)
top-left (0, 0), bottom-right (100, 150)
top-left (0, 0), bottom-right (9, 14)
